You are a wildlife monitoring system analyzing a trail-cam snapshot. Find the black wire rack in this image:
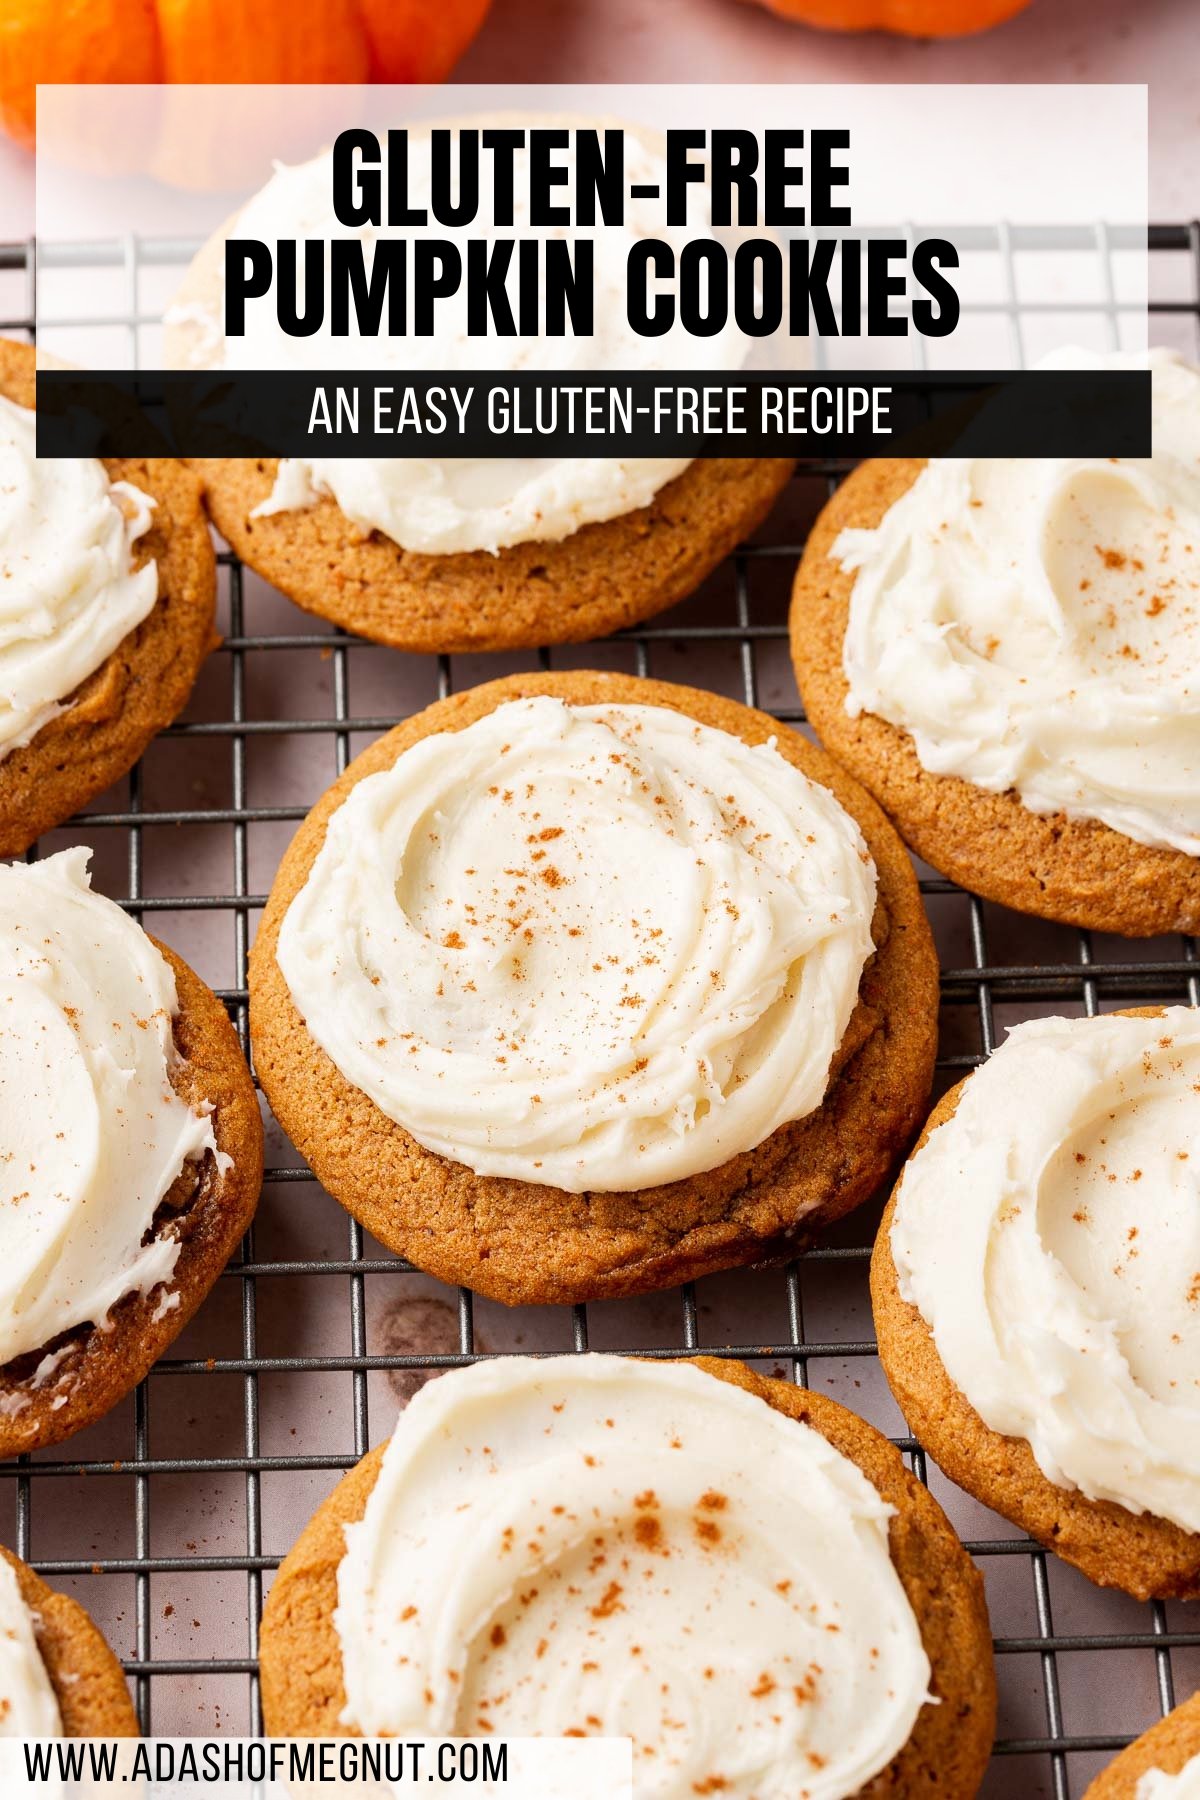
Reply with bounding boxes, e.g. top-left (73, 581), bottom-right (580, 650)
top-left (1, 224), bottom-right (1199, 1795)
